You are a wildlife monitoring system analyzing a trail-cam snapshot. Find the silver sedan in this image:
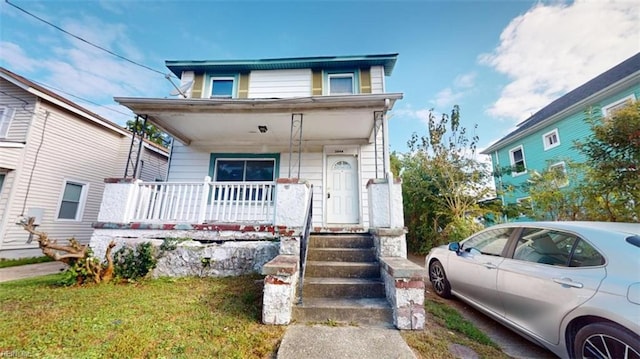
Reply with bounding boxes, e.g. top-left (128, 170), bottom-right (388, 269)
top-left (425, 221), bottom-right (640, 359)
